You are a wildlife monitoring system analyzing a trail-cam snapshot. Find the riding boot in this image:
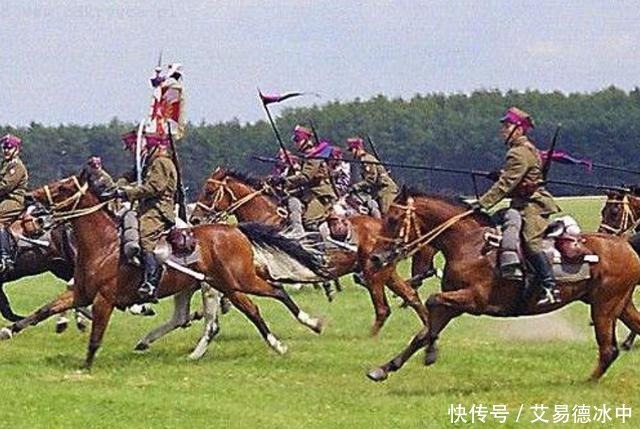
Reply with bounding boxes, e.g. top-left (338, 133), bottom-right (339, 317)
top-left (528, 251), bottom-right (560, 306)
top-left (0, 227), bottom-right (14, 273)
top-left (138, 251), bottom-right (162, 303)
